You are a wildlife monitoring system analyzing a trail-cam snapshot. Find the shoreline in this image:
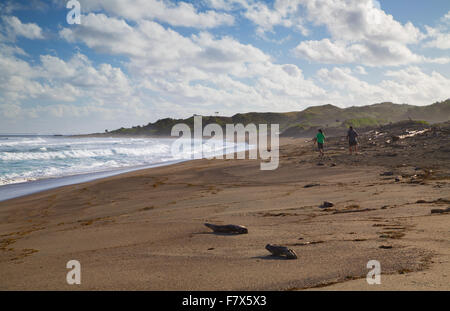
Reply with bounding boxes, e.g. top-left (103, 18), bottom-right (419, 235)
top-left (0, 135), bottom-right (256, 203)
top-left (0, 159), bottom-right (187, 203)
